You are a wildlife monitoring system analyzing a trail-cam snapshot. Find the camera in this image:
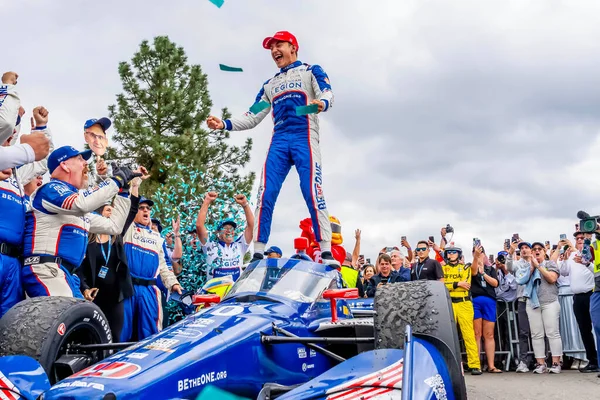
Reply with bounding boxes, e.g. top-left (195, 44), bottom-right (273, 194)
top-left (445, 224), bottom-right (454, 233)
top-left (577, 211), bottom-right (600, 233)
